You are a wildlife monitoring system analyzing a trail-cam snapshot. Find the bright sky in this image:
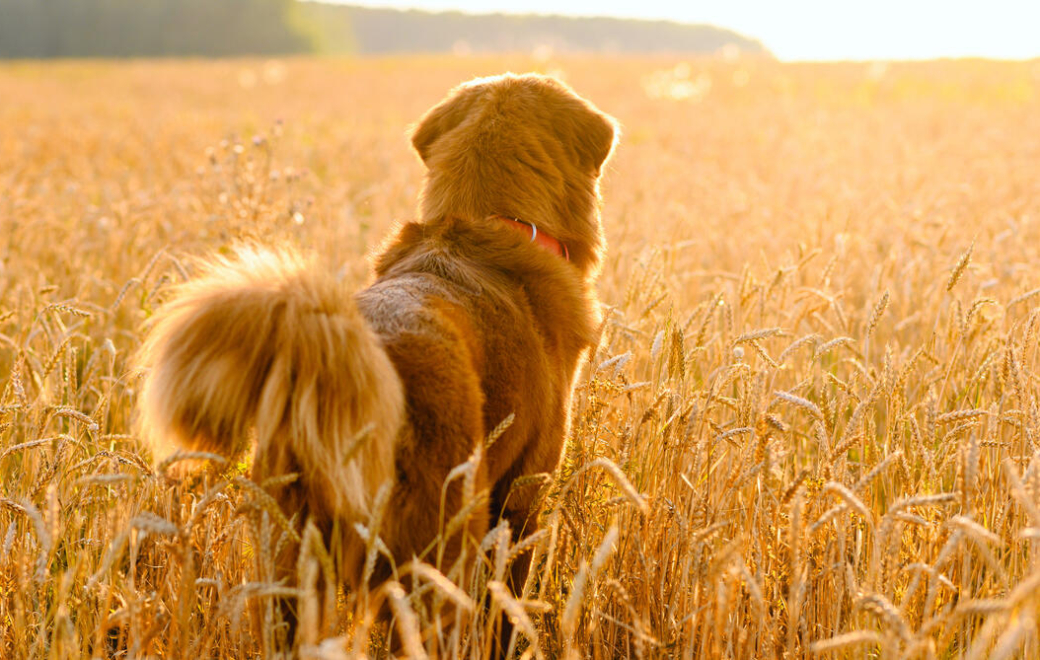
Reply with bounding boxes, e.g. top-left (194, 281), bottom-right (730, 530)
top-left (339, 0), bottom-right (1040, 61)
